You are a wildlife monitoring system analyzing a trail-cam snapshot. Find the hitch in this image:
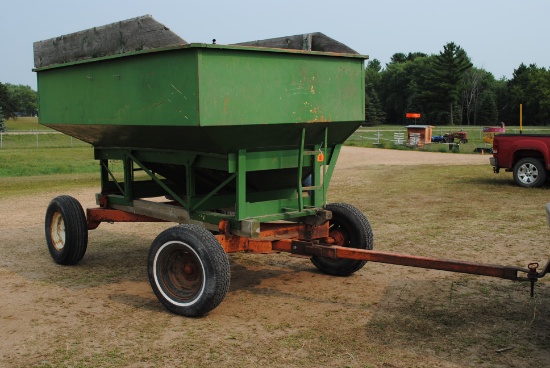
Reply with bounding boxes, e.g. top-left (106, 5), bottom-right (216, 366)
top-left (518, 261), bottom-right (550, 297)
